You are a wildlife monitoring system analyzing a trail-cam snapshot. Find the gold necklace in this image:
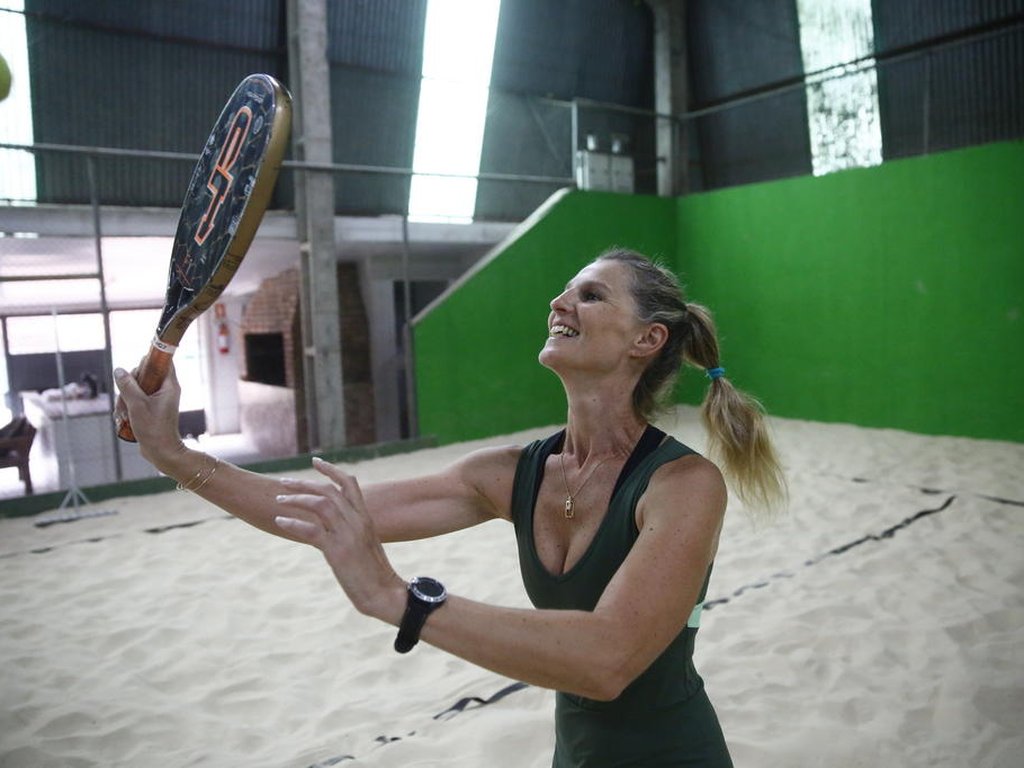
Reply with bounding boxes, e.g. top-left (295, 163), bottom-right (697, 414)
top-left (558, 451), bottom-right (610, 519)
